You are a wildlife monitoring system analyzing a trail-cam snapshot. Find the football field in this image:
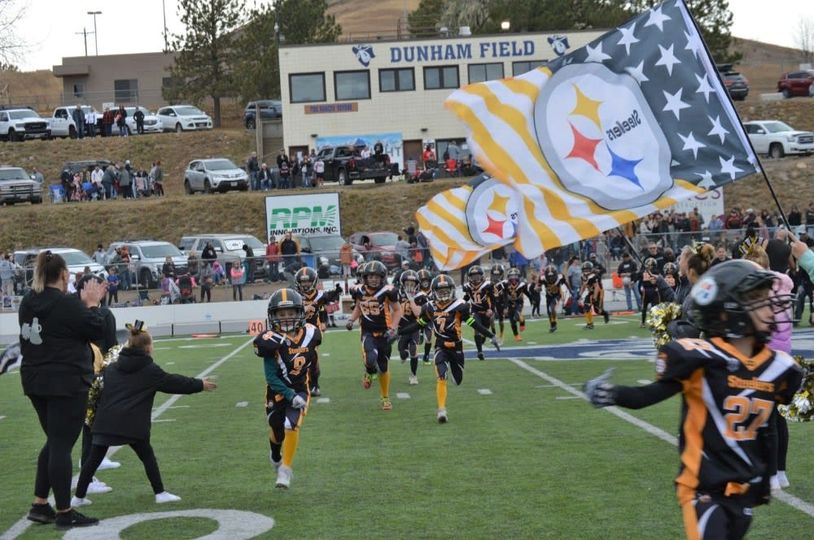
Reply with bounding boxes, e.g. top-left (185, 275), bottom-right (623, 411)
top-left (1, 316), bottom-right (813, 539)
